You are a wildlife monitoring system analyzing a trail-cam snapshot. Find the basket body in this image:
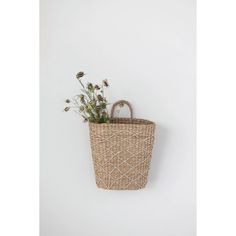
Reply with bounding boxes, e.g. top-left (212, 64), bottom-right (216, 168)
top-left (89, 118), bottom-right (155, 190)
